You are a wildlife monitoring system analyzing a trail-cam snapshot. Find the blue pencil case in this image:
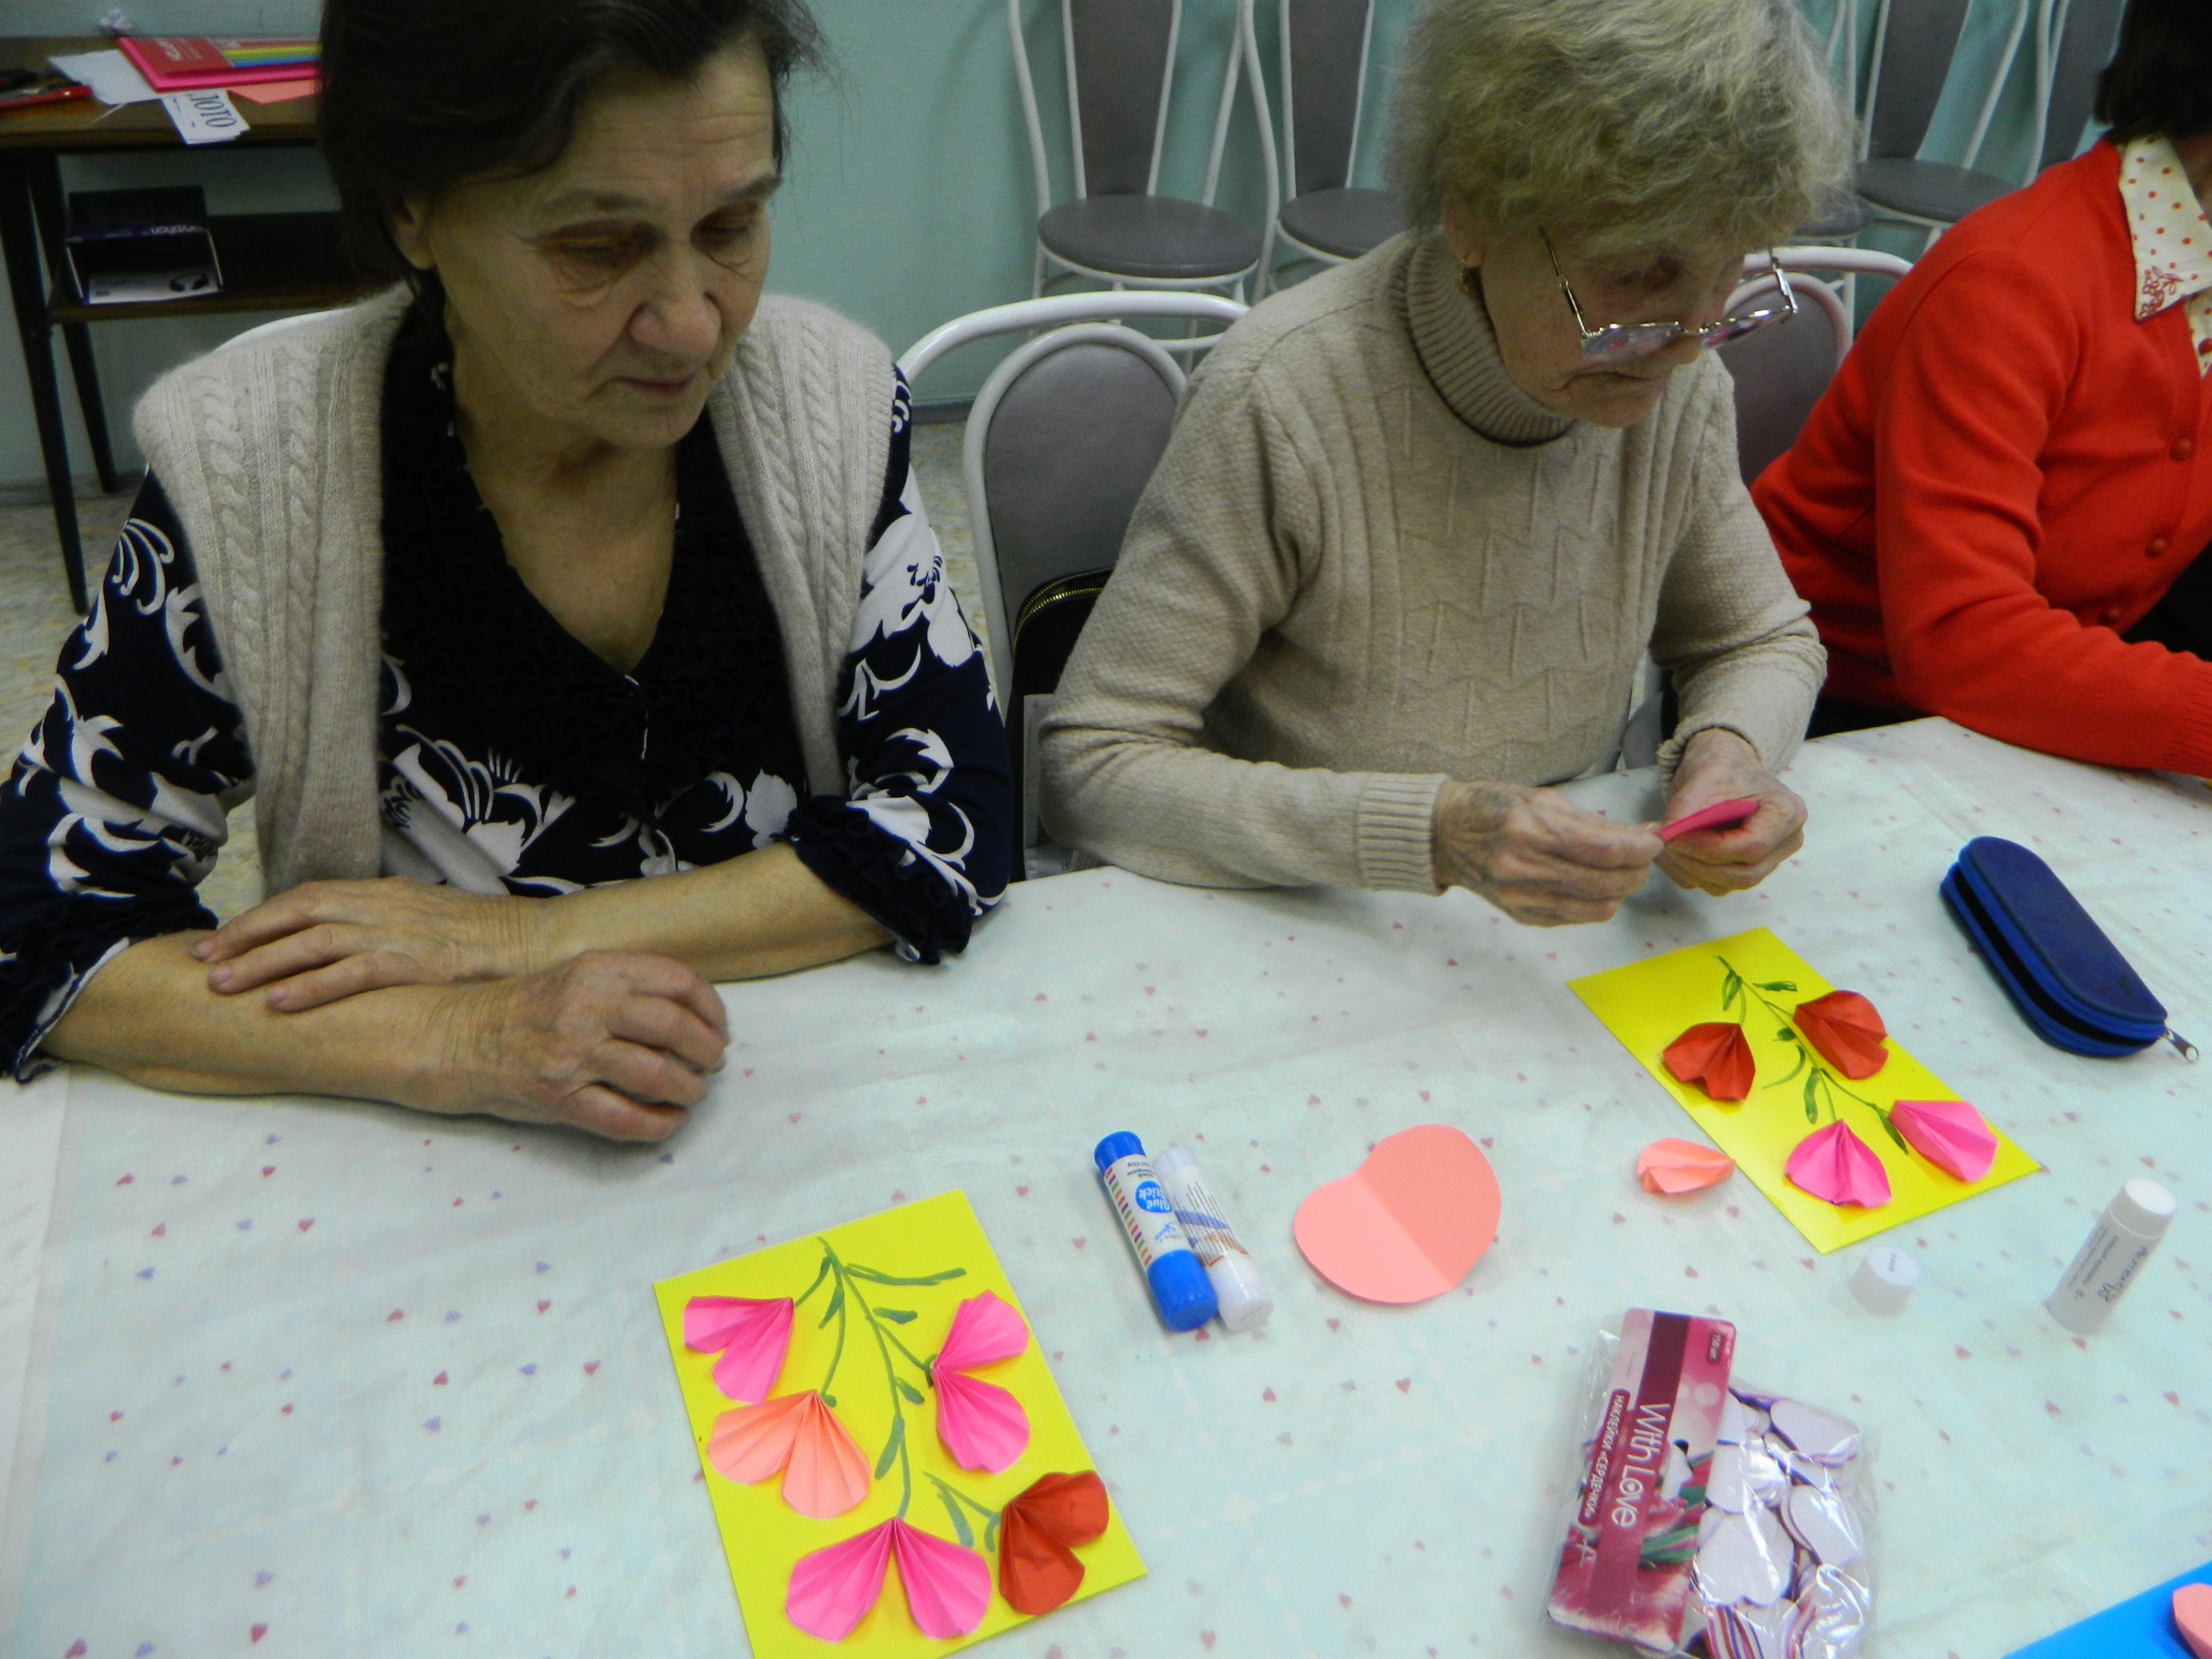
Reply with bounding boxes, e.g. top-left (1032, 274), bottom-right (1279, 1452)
top-left (1941, 837), bottom-right (2196, 1060)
